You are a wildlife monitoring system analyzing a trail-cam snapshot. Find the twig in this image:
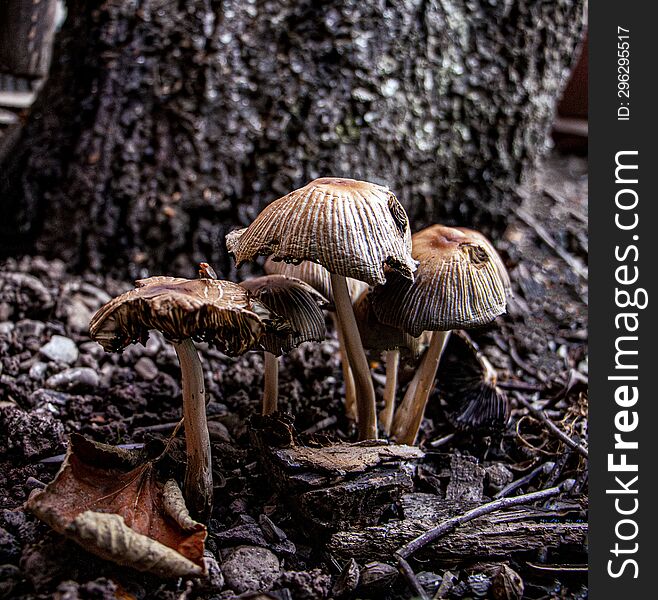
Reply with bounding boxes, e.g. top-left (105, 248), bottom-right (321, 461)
top-left (302, 415), bottom-right (338, 435)
top-left (395, 483), bottom-right (567, 560)
top-left (515, 395), bottom-right (588, 458)
top-left (494, 461), bottom-right (554, 499)
top-left (396, 555), bottom-right (430, 600)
